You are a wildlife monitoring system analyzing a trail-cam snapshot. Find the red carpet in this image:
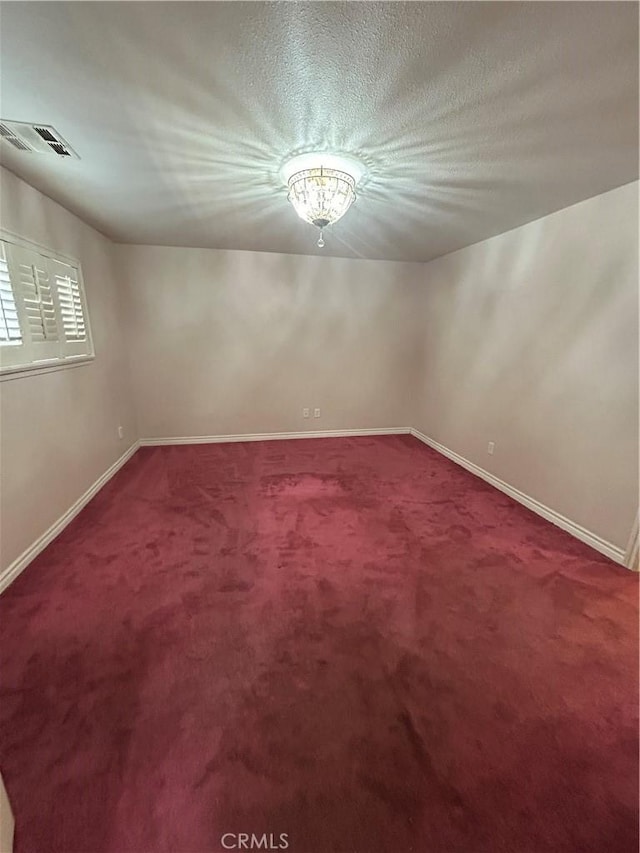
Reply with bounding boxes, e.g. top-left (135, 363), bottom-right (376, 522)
top-left (0, 435), bottom-right (637, 853)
